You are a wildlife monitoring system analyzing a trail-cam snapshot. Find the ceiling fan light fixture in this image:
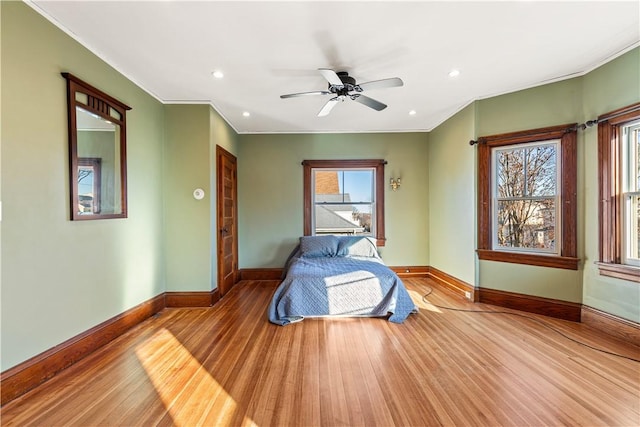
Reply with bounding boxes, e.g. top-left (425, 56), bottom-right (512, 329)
top-left (281, 68), bottom-right (402, 116)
